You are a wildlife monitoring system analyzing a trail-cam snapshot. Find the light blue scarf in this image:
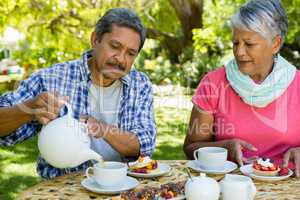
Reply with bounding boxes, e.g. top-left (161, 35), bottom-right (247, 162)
top-left (225, 55), bottom-right (296, 108)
